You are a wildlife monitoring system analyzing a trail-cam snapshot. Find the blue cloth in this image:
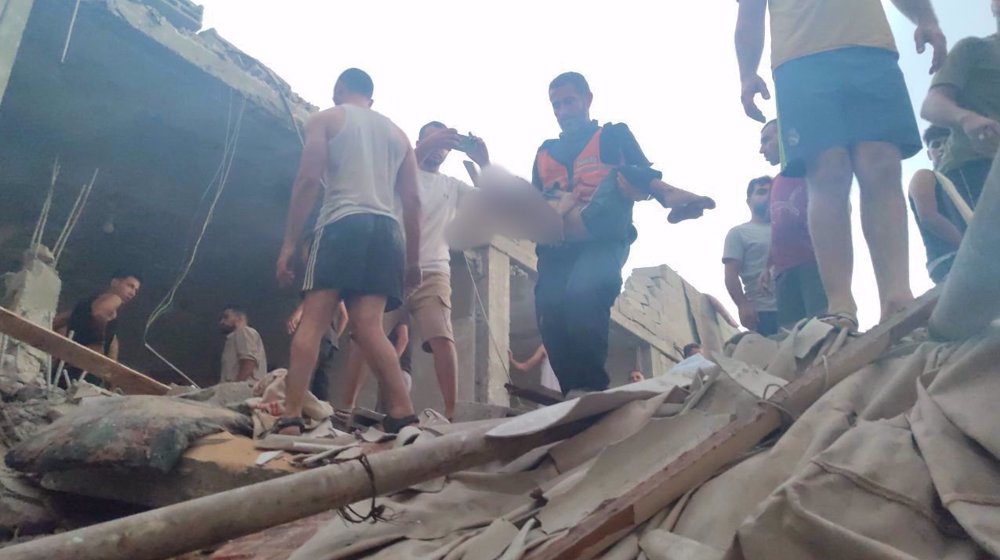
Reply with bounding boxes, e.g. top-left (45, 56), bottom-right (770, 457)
top-left (774, 46), bottom-right (922, 176)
